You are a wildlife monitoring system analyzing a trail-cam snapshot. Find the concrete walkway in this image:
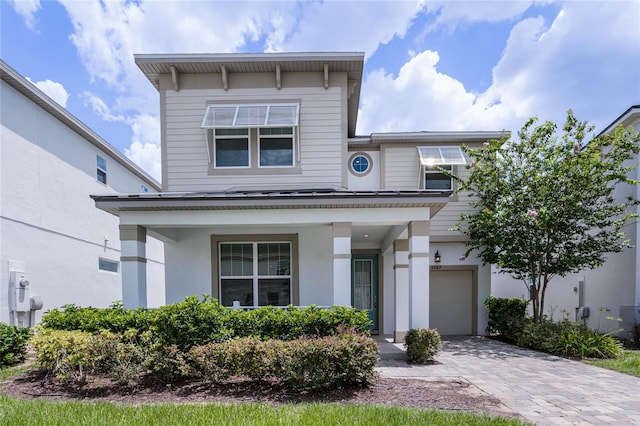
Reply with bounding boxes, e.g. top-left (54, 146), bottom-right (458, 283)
top-left (377, 336), bottom-right (640, 425)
